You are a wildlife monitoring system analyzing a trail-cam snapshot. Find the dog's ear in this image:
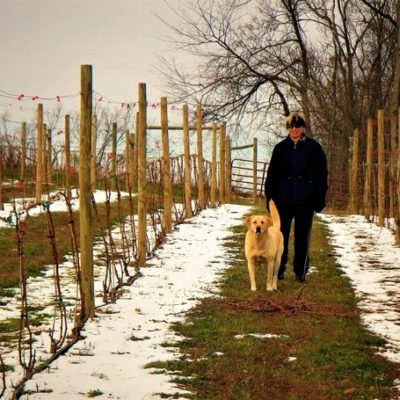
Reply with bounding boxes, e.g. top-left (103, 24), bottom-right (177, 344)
top-left (242, 216), bottom-right (251, 227)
